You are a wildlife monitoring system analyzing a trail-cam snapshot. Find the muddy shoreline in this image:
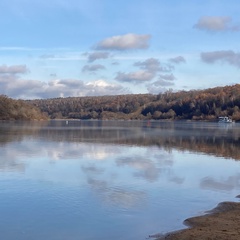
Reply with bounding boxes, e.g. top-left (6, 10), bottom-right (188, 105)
top-left (152, 198), bottom-right (240, 240)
